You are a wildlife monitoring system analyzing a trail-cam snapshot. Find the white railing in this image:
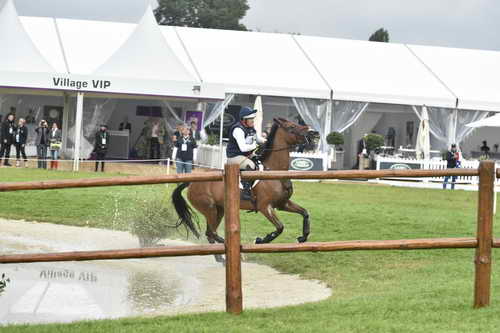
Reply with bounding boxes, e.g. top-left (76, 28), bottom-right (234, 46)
top-left (375, 156), bottom-right (500, 184)
top-left (197, 144), bottom-right (328, 170)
